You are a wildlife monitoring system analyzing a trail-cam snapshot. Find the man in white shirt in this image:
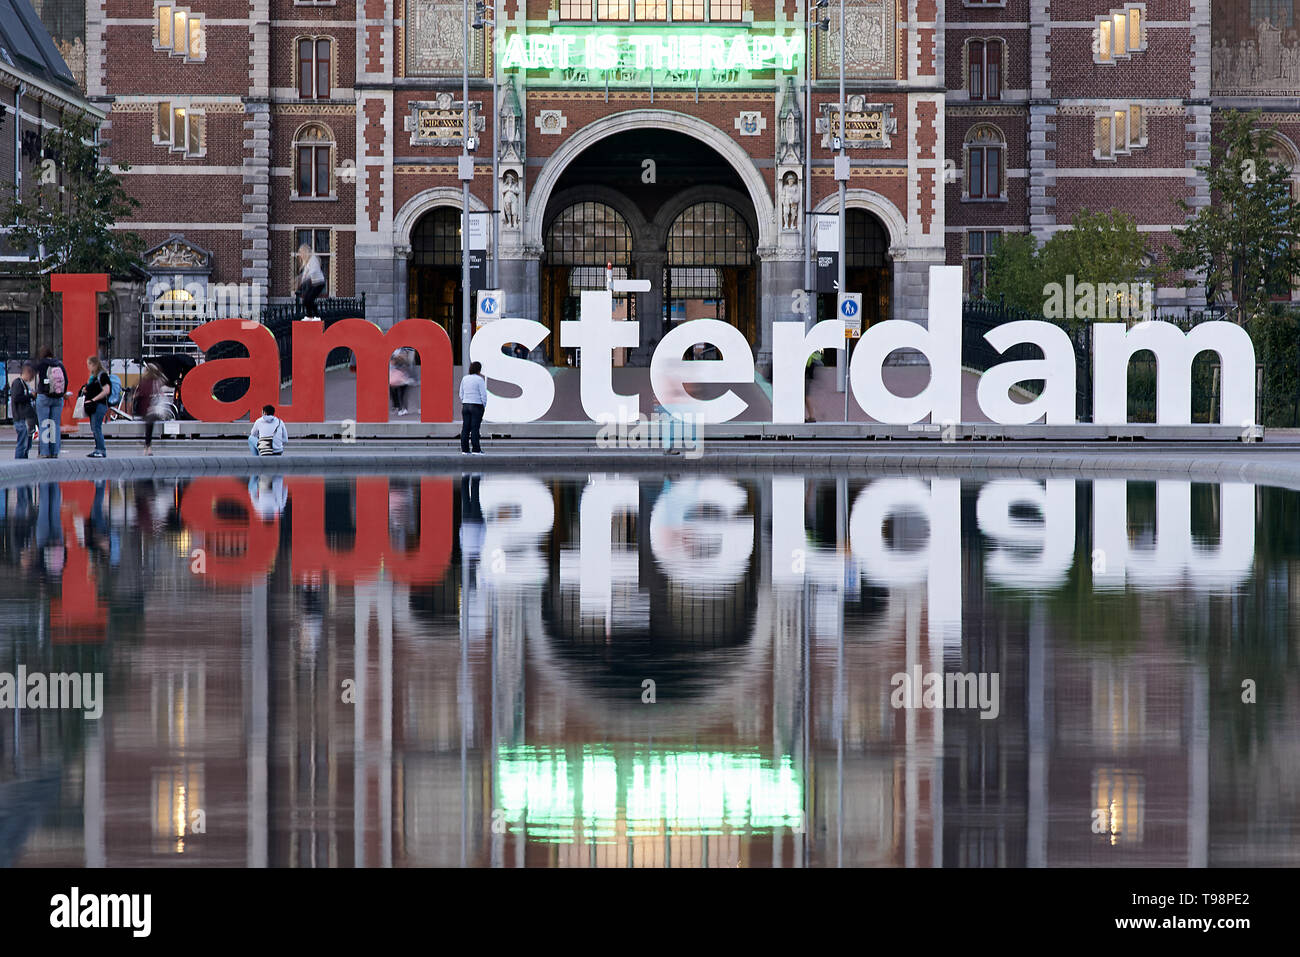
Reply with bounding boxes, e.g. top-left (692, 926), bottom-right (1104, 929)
top-left (297, 244), bottom-right (326, 319)
top-left (458, 361), bottom-right (487, 454)
top-left (248, 404), bottom-right (289, 456)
